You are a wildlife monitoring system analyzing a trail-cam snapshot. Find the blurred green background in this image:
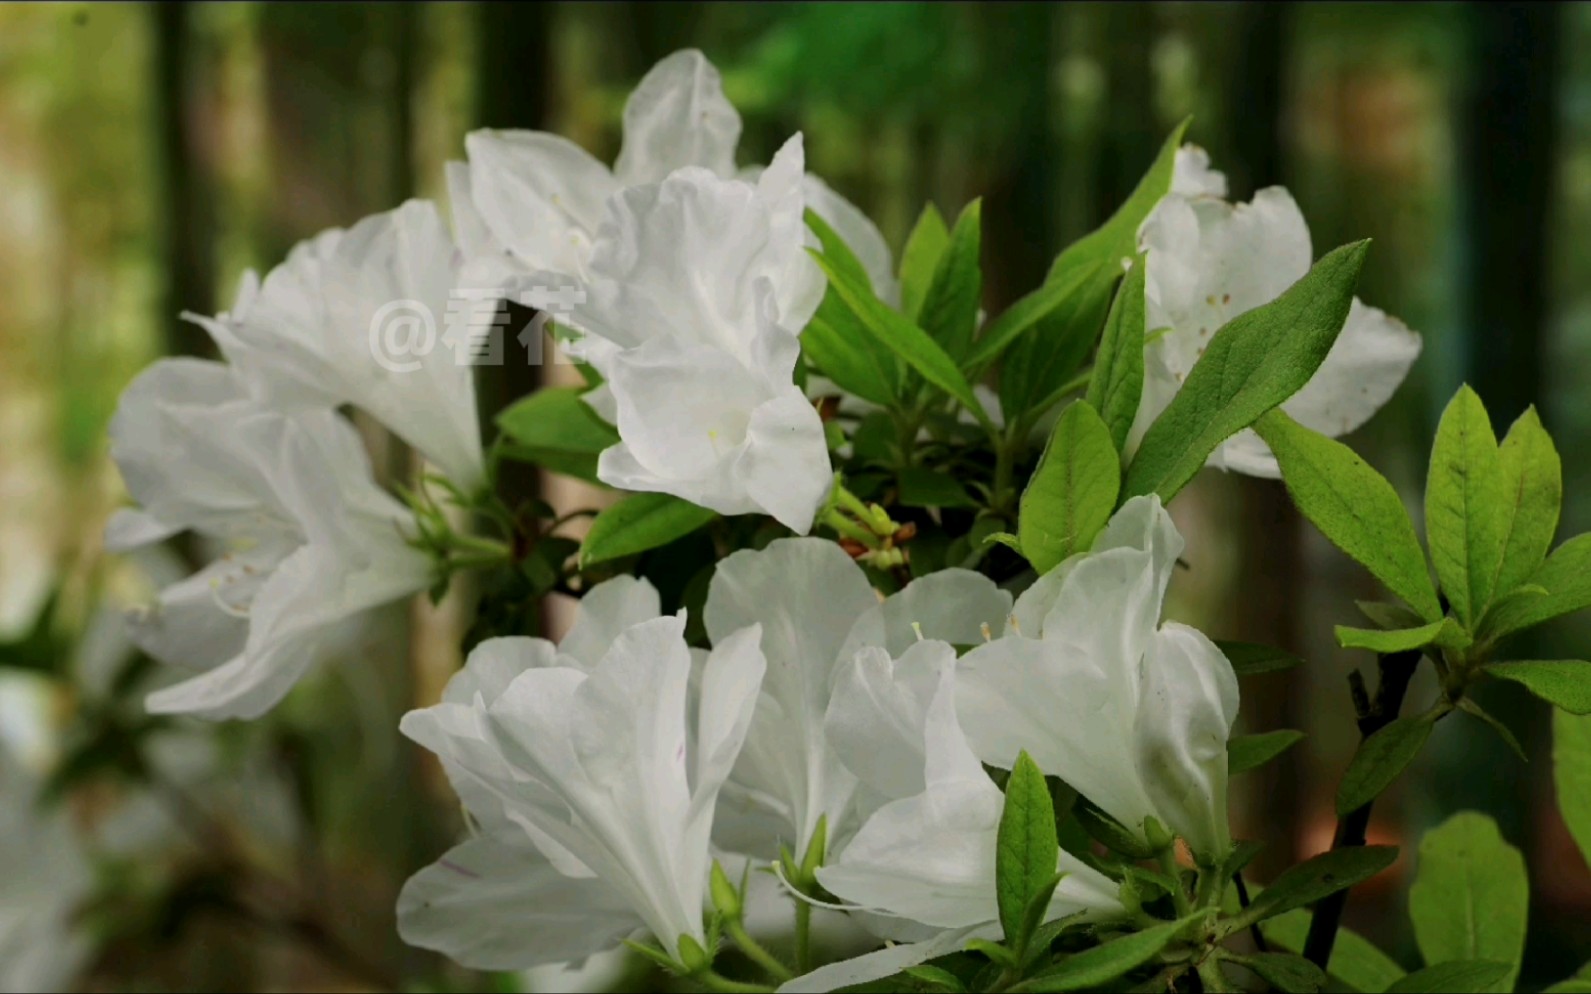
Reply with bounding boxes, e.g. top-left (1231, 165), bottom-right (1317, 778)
top-left (0, 2), bottom-right (1586, 990)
